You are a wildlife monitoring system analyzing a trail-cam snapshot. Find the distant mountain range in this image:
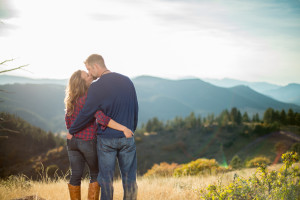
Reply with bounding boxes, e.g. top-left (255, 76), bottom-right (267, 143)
top-left (1, 75), bottom-right (300, 133)
top-left (0, 75), bottom-right (68, 85)
top-left (264, 84), bottom-right (300, 106)
top-left (134, 76), bottom-right (300, 122)
top-left (203, 78), bottom-right (282, 93)
top-left (2, 75), bottom-right (299, 106)
top-left (0, 83), bottom-right (66, 133)
top-left (203, 78), bottom-right (300, 106)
